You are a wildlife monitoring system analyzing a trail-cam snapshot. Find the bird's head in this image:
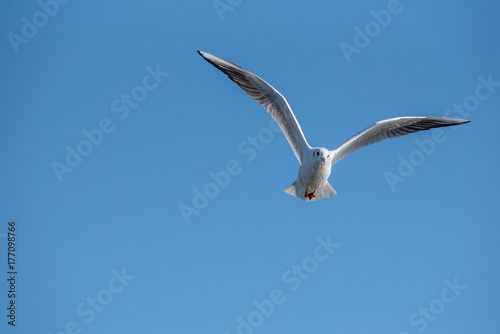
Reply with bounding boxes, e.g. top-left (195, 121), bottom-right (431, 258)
top-left (312, 148), bottom-right (330, 164)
